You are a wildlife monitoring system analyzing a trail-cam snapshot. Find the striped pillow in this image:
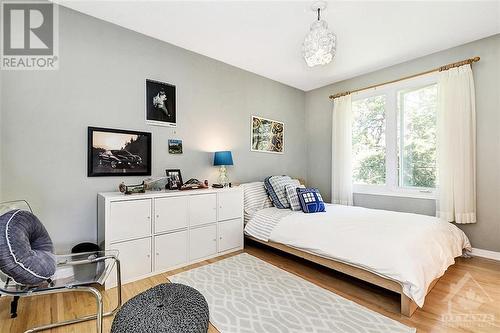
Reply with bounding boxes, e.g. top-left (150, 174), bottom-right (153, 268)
top-left (264, 176), bottom-right (300, 209)
top-left (242, 182), bottom-right (273, 224)
top-left (285, 184), bottom-right (305, 211)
